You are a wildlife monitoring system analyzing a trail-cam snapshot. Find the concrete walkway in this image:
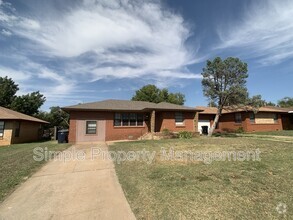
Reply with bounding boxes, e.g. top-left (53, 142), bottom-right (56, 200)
top-left (0, 143), bottom-right (136, 220)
